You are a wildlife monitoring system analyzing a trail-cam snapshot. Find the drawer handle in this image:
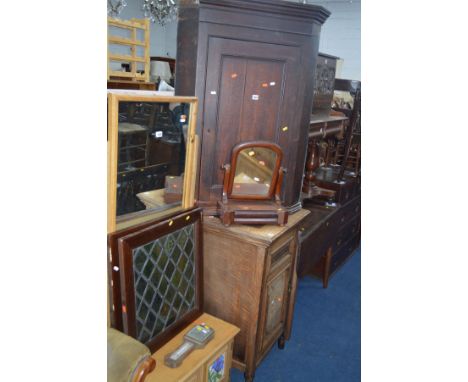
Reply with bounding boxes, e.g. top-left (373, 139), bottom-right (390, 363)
top-left (282, 126), bottom-right (289, 132)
